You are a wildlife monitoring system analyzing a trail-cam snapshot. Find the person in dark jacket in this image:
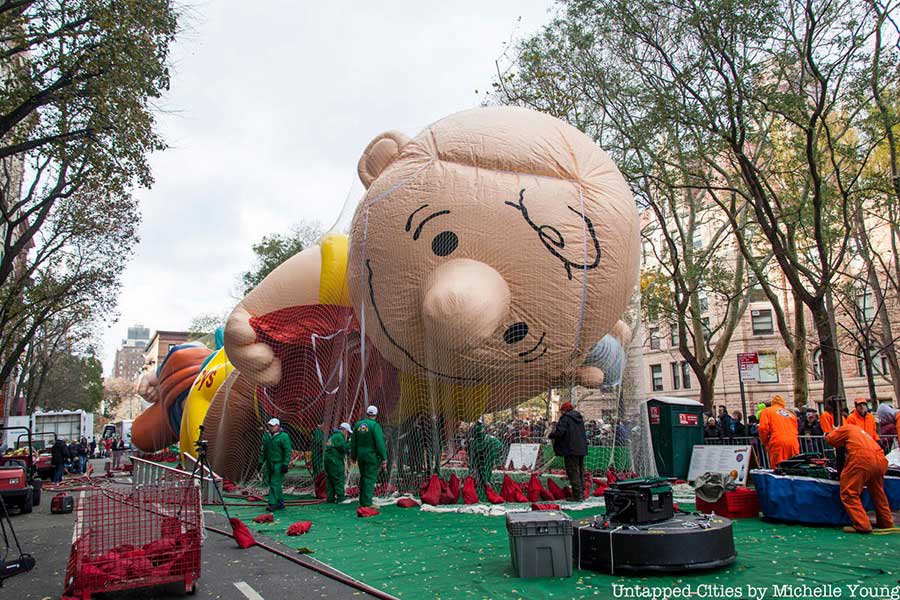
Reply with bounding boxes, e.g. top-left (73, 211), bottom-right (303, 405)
top-left (732, 411), bottom-right (746, 437)
top-left (548, 402), bottom-right (588, 500)
top-left (704, 417), bottom-right (720, 440)
top-left (50, 438), bottom-right (67, 483)
top-left (718, 405), bottom-right (734, 438)
top-left (78, 437), bottom-right (89, 473)
top-left (799, 411), bottom-right (824, 436)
